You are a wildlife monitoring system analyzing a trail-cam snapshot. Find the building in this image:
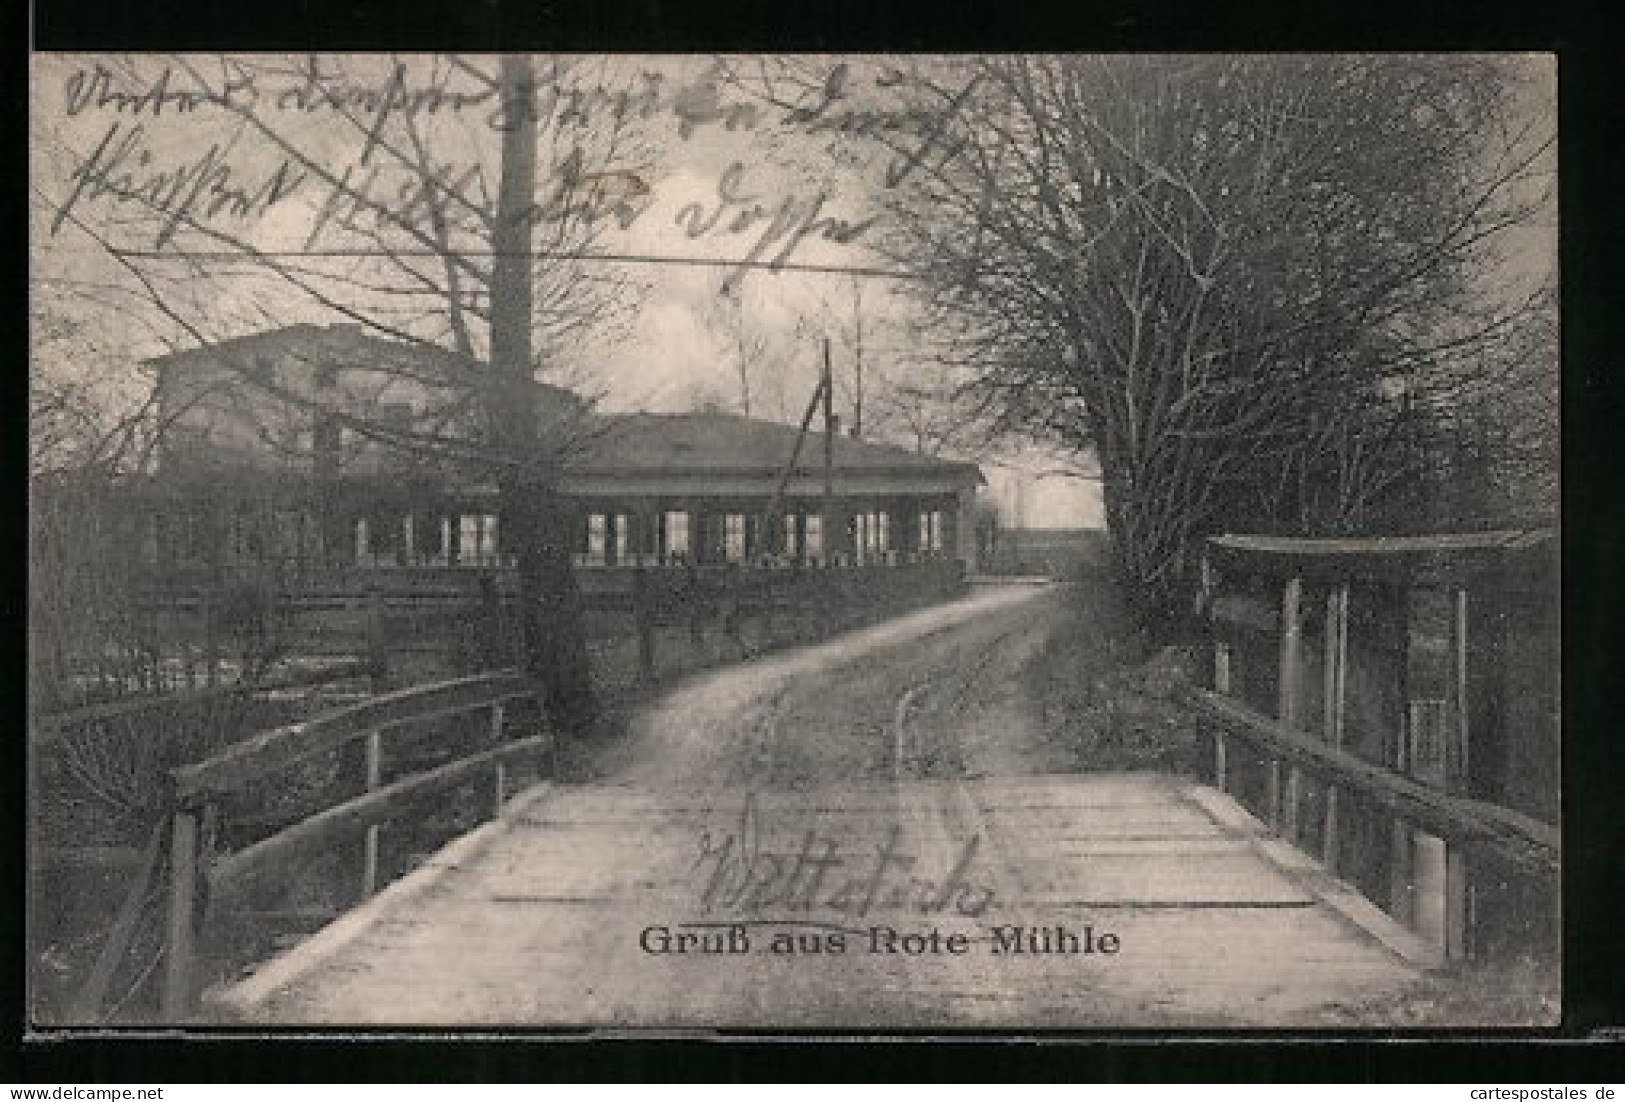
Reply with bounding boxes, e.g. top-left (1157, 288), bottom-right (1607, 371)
top-left (134, 324), bottom-right (983, 581)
